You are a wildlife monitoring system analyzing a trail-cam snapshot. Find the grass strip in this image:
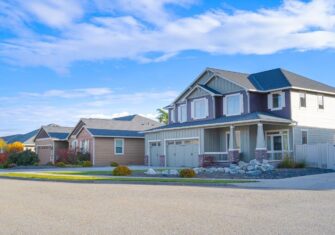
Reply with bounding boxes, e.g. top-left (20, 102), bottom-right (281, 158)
top-left (0, 172), bottom-right (255, 184)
